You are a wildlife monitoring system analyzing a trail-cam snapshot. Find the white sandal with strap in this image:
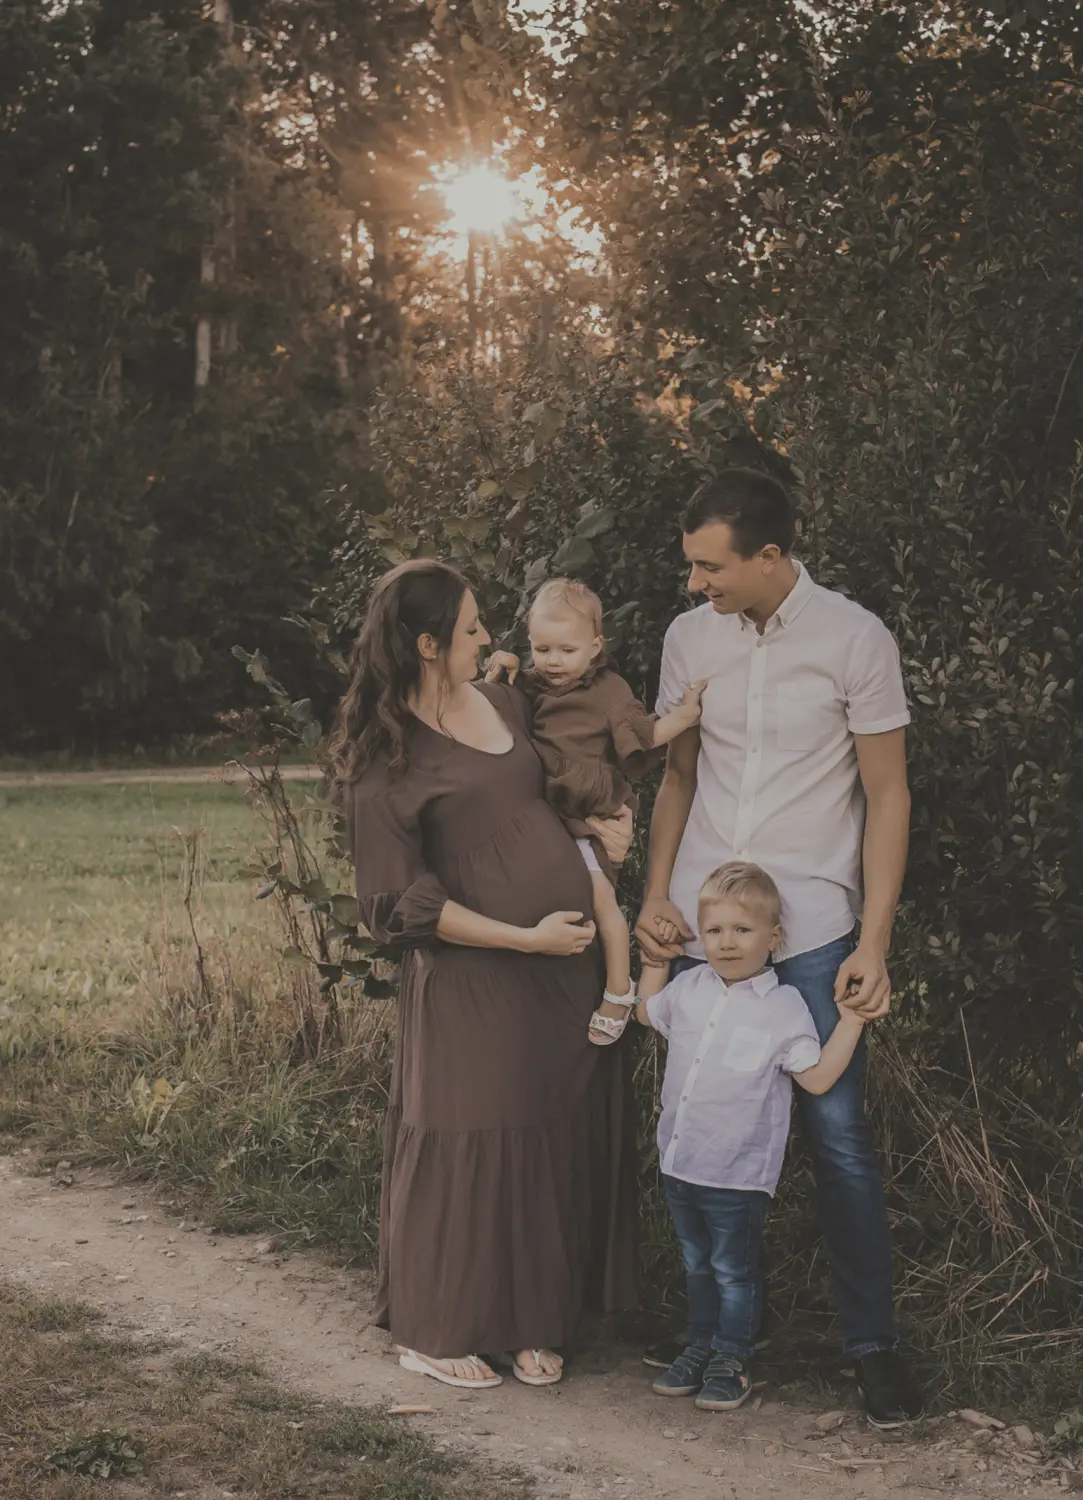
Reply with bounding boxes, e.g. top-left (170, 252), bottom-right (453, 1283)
top-left (512, 1349), bottom-right (564, 1386)
top-left (588, 984), bottom-right (638, 1046)
top-left (399, 1350), bottom-right (503, 1388)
